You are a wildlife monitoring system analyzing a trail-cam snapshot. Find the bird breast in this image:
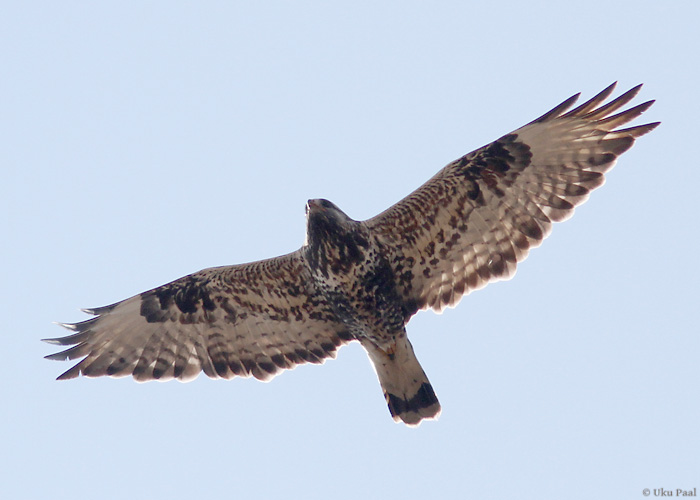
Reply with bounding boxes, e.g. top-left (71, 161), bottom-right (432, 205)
top-left (306, 226), bottom-right (406, 340)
